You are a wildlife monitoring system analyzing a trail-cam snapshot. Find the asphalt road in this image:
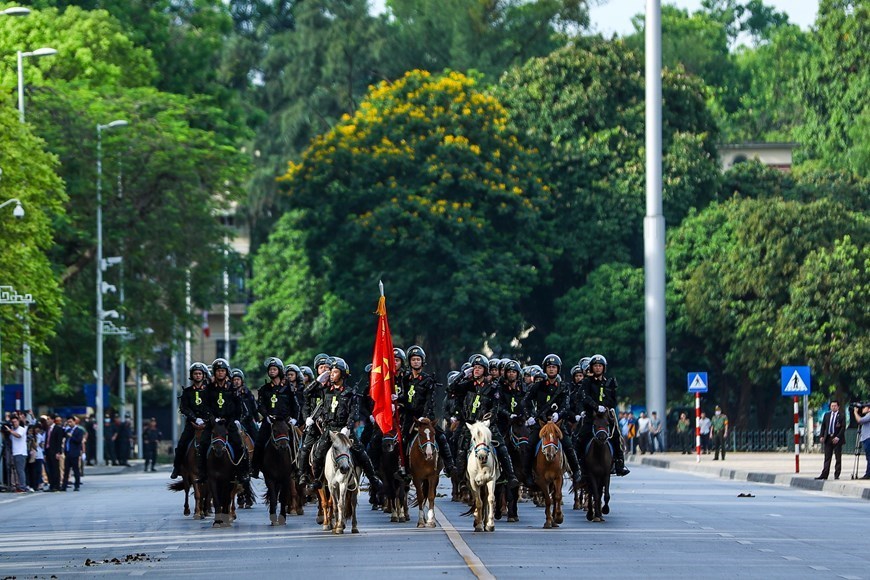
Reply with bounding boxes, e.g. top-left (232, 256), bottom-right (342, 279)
top-left (0, 464), bottom-right (867, 579)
